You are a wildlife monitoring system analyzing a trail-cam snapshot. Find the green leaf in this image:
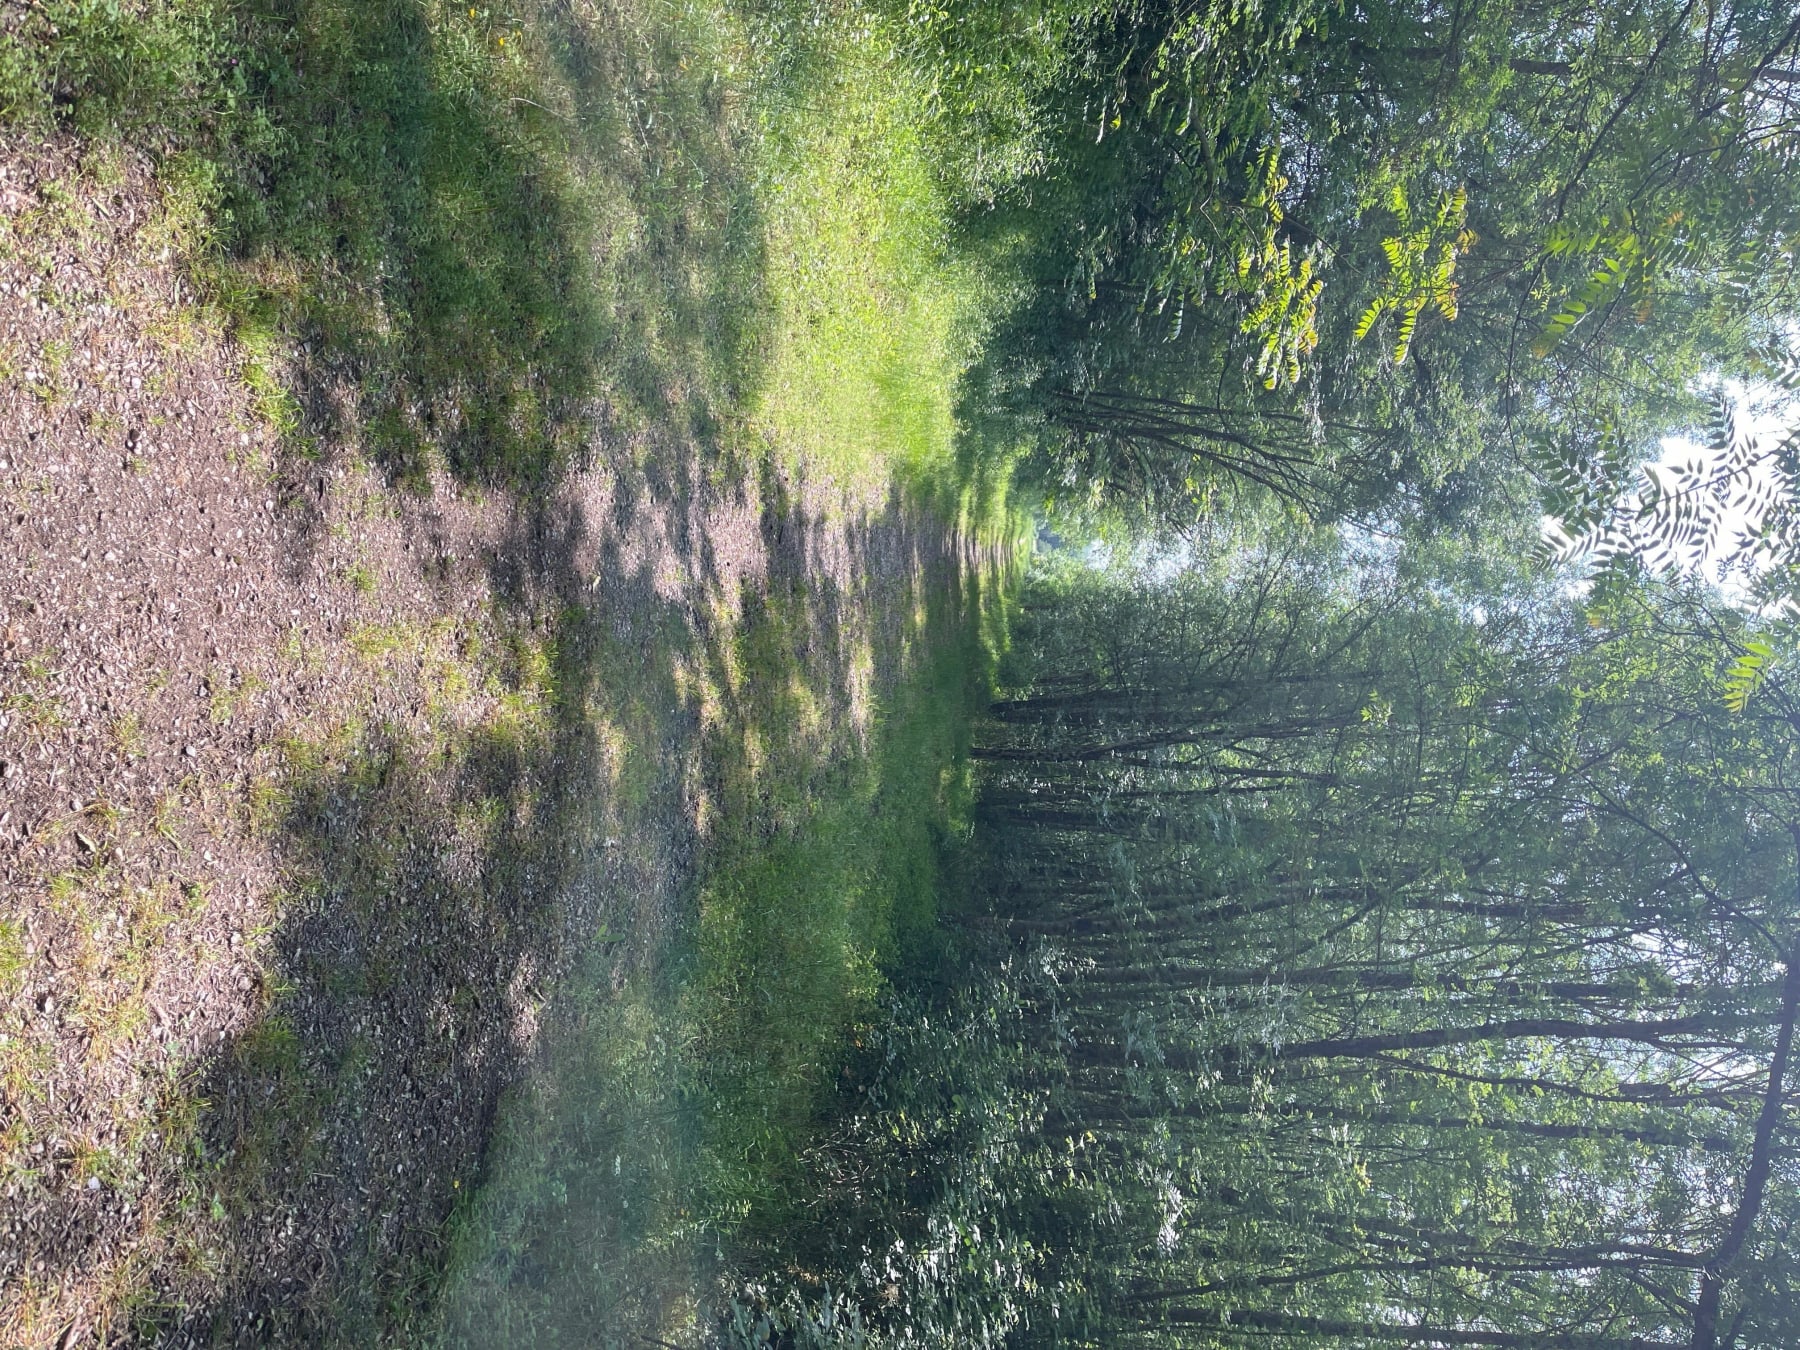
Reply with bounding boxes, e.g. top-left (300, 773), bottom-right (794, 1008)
top-left (1723, 638), bottom-right (1772, 713)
